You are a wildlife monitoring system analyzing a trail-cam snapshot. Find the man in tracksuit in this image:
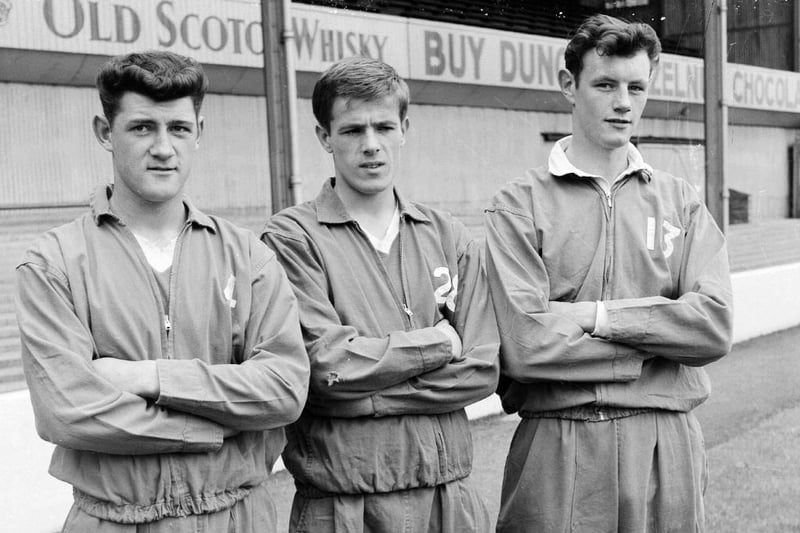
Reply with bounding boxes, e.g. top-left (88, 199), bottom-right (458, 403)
top-left (485, 15), bottom-right (734, 532)
top-left (15, 51), bottom-right (310, 532)
top-left (262, 57), bottom-right (500, 532)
